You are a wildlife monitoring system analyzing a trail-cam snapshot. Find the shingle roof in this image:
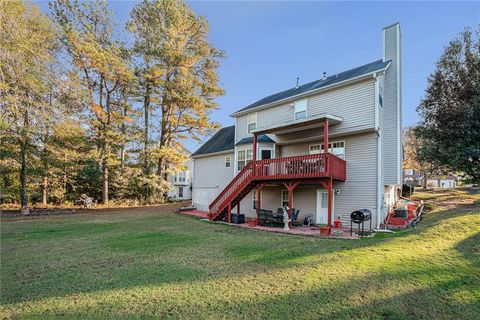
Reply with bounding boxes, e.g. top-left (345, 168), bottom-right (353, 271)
top-left (233, 59), bottom-right (390, 114)
top-left (191, 126), bottom-right (235, 157)
top-left (235, 134), bottom-right (275, 146)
